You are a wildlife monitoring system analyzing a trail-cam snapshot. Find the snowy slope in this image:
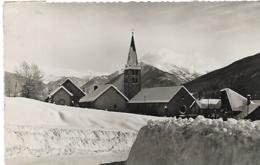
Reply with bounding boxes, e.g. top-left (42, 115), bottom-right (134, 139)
top-left (4, 97), bottom-right (165, 164)
top-left (150, 62), bottom-right (201, 83)
top-left (126, 116), bottom-right (260, 165)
